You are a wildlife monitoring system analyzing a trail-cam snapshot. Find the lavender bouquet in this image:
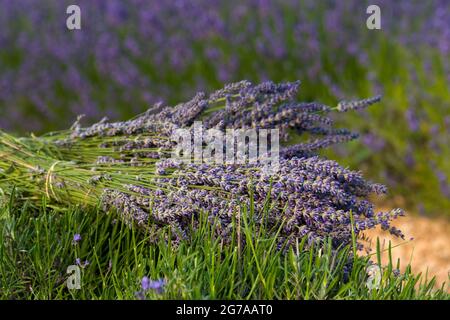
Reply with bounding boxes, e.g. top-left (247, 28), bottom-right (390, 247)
top-left (0, 81), bottom-right (404, 249)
